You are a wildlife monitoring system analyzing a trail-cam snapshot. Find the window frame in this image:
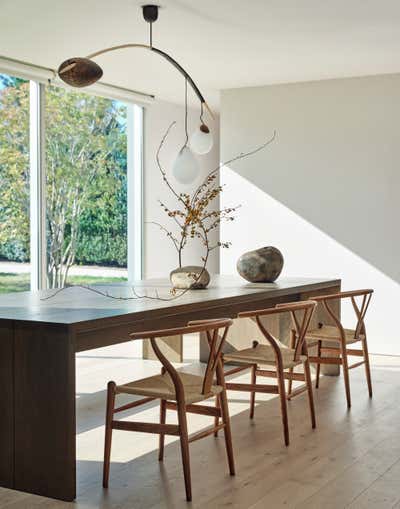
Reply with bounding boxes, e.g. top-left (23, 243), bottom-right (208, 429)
top-left (29, 81), bottom-right (47, 290)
